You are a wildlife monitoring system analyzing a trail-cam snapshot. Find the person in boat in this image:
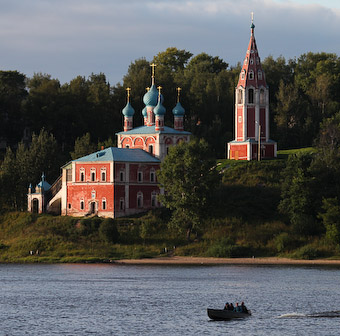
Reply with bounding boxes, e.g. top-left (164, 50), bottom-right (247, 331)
top-left (241, 302), bottom-right (248, 313)
top-left (234, 302), bottom-right (242, 312)
top-left (224, 302), bottom-right (229, 310)
top-left (228, 303), bottom-right (234, 311)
